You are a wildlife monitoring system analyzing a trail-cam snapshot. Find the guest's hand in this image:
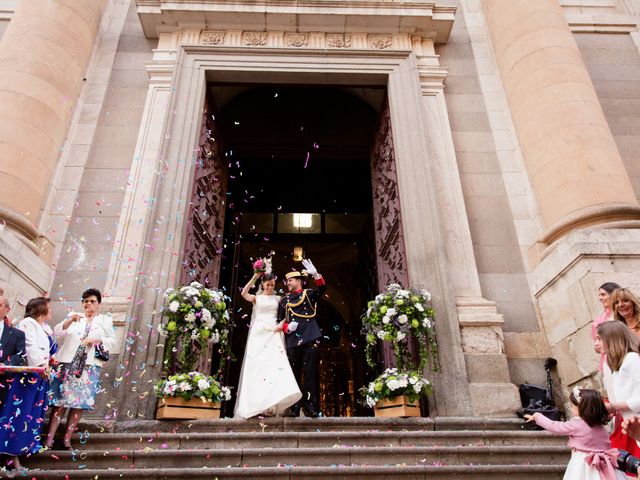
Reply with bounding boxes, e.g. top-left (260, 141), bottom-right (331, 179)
top-left (523, 414), bottom-right (536, 423)
top-left (287, 321), bottom-right (298, 333)
top-left (622, 416), bottom-right (640, 441)
top-left (63, 313), bottom-right (81, 330)
top-left (39, 366), bottom-right (51, 380)
top-left (82, 338), bottom-right (102, 347)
